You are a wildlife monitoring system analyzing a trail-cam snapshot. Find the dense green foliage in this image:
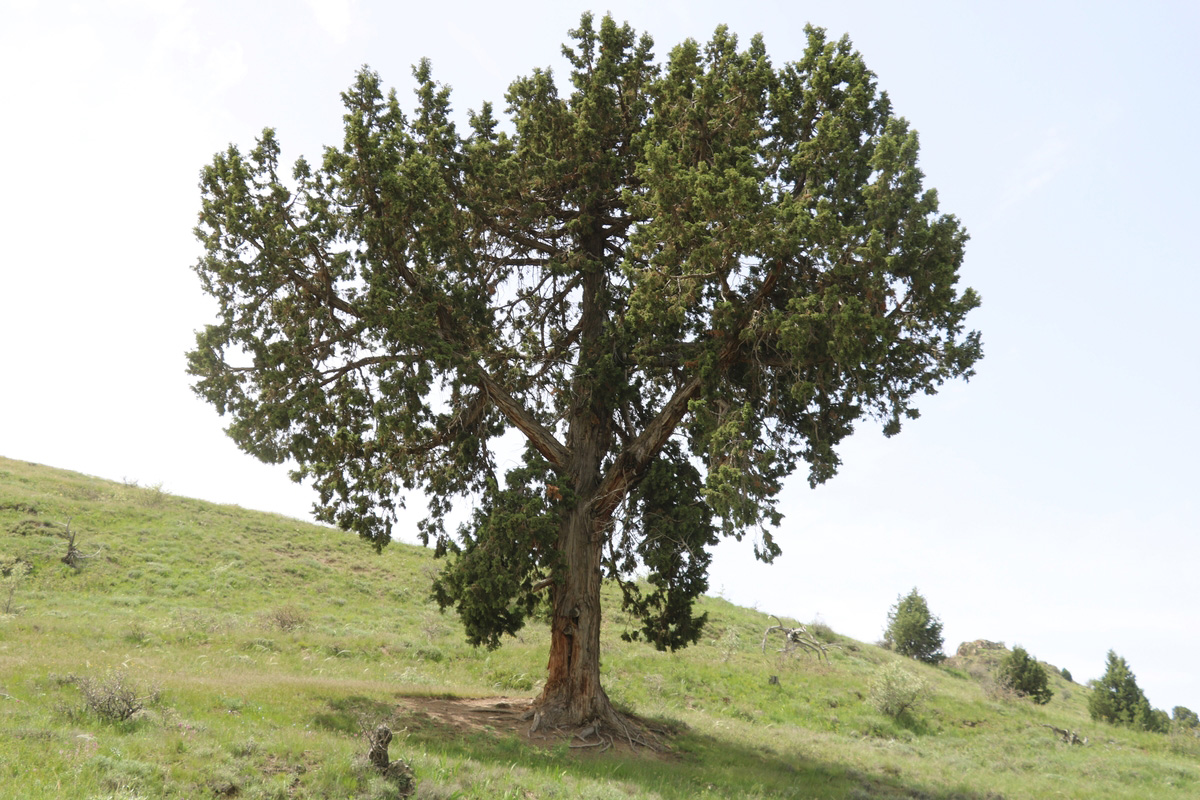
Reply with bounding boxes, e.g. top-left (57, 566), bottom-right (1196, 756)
top-left (882, 588), bottom-right (945, 664)
top-left (1089, 650), bottom-right (1168, 732)
top-left (1174, 706), bottom-right (1199, 729)
top-left (185, 13), bottom-right (981, 664)
top-left (996, 645), bottom-right (1053, 705)
top-left (3, 458), bottom-right (1200, 799)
